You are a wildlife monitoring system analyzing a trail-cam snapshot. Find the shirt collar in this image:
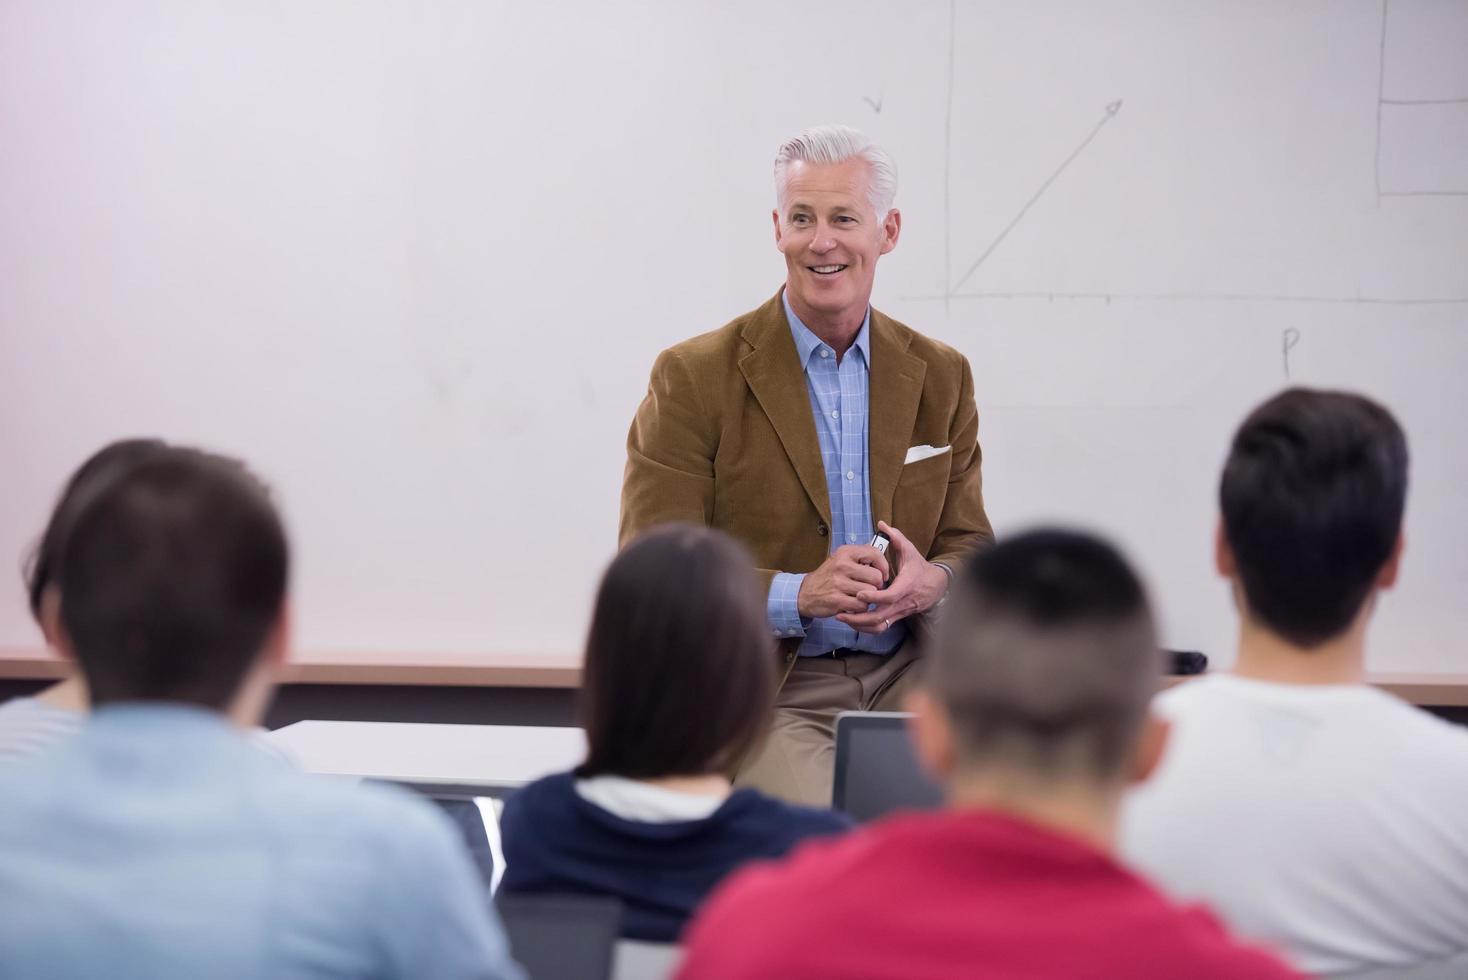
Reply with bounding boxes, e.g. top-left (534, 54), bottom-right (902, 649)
top-left (782, 289), bottom-right (871, 370)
